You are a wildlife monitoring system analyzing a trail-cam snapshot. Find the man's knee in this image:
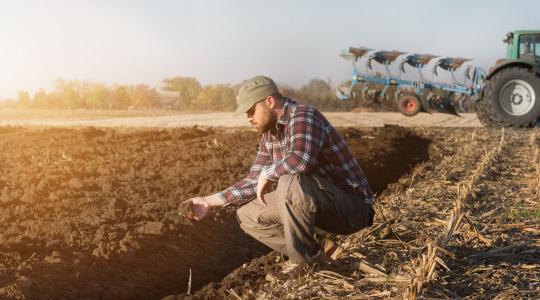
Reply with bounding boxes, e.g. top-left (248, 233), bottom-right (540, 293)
top-left (276, 174), bottom-right (317, 212)
top-left (276, 174), bottom-right (299, 198)
top-left (236, 203), bottom-right (254, 228)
